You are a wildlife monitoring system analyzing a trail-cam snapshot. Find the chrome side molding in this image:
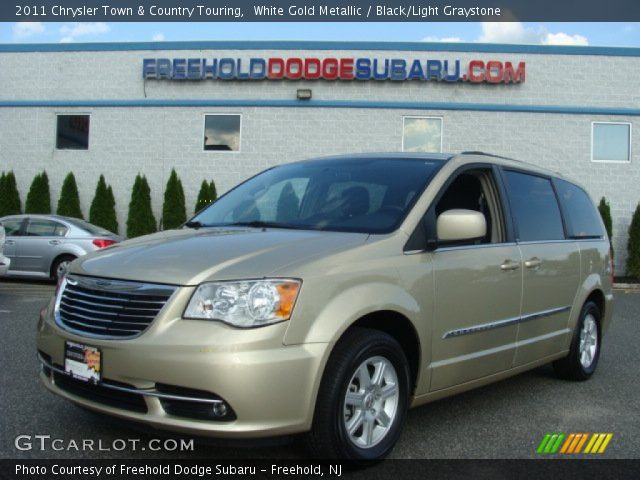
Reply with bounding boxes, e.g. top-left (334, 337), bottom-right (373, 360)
top-left (443, 305), bottom-right (572, 339)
